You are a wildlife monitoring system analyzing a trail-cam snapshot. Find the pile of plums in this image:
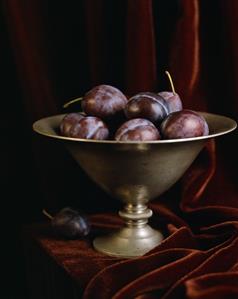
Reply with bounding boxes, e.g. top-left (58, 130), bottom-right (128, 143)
top-left (60, 83), bottom-right (209, 141)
